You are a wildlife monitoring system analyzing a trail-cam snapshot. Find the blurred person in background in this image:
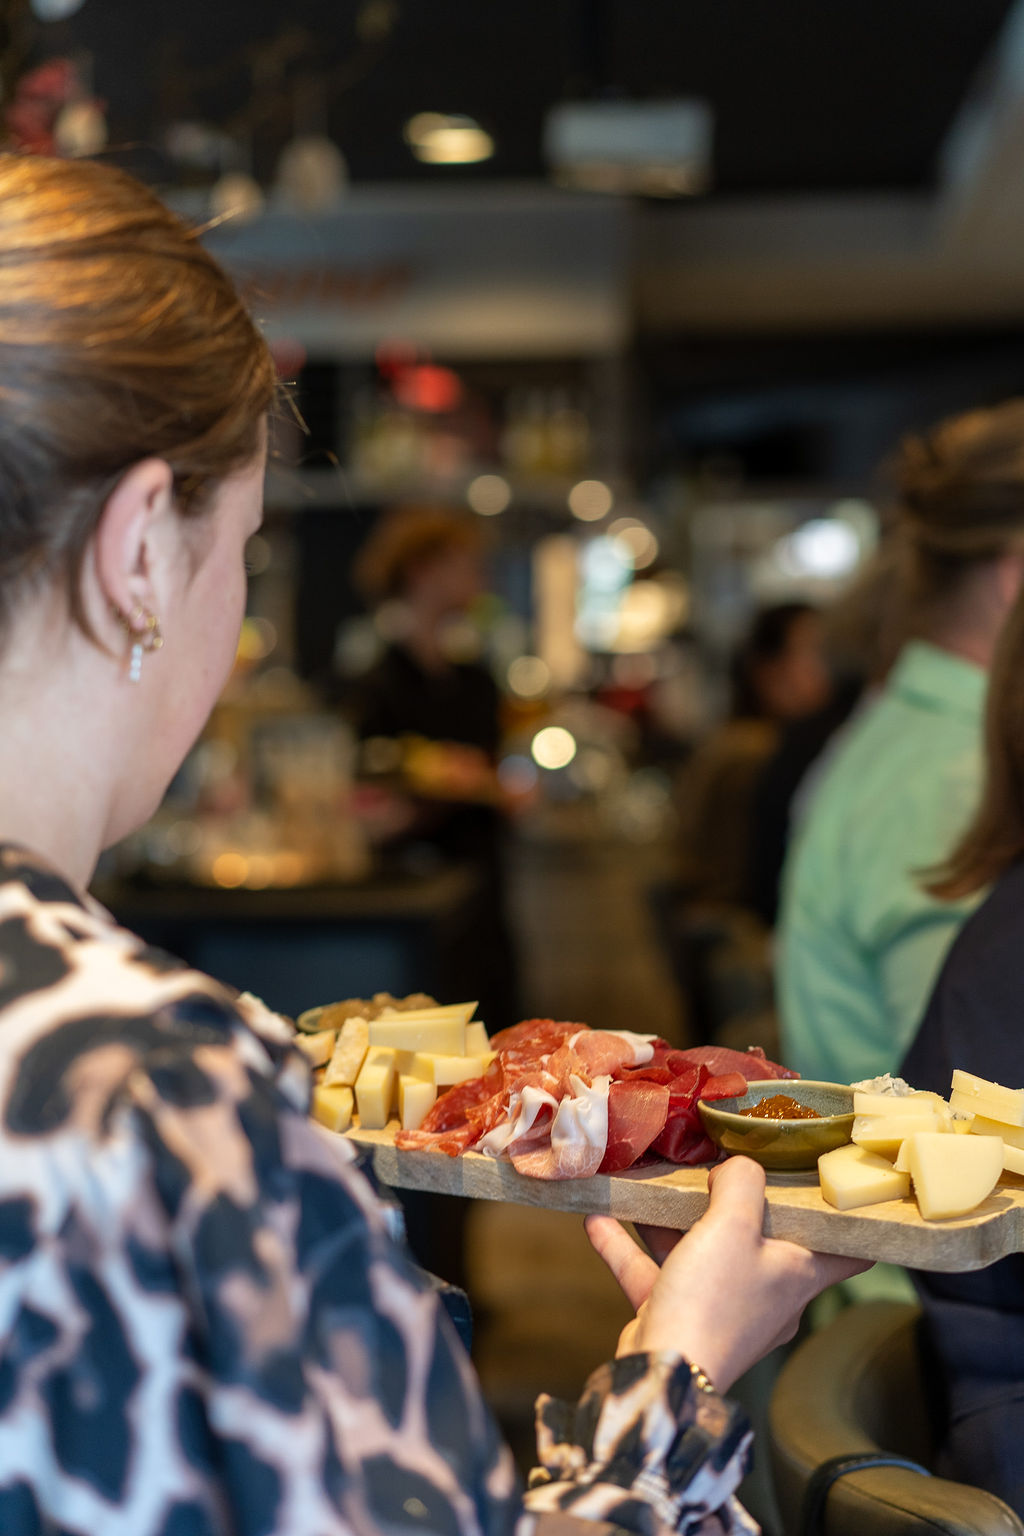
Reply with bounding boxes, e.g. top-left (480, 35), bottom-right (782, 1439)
top-left (353, 505), bottom-right (521, 1035)
top-left (674, 600), bottom-right (831, 910)
top-left (778, 400), bottom-right (1024, 1089)
top-left (0, 153), bottom-right (866, 1536)
top-left (900, 583), bottom-right (1024, 1517)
